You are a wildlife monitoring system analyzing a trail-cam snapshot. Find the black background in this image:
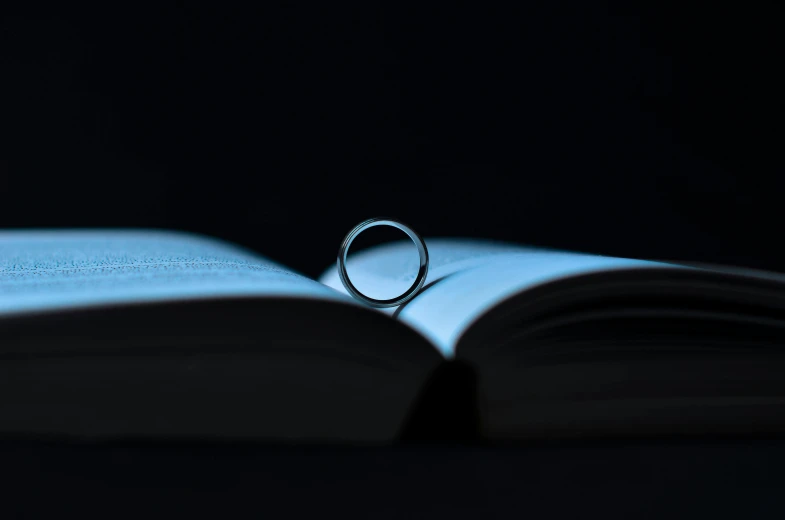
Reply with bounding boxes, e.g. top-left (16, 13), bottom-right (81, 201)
top-left (2, 3), bottom-right (783, 277)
